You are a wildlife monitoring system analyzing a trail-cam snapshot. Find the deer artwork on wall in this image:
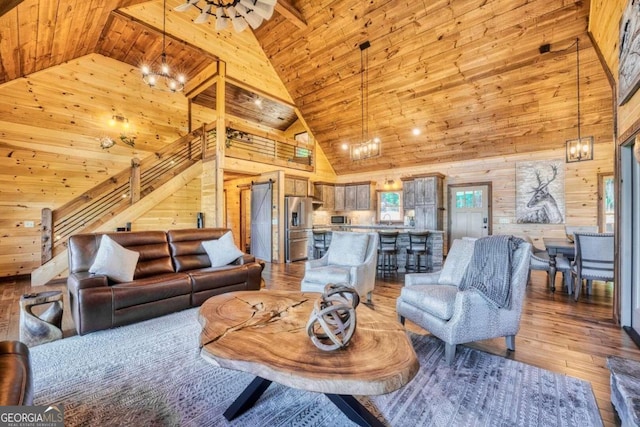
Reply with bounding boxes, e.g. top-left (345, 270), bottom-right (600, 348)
top-left (517, 164), bottom-right (564, 224)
